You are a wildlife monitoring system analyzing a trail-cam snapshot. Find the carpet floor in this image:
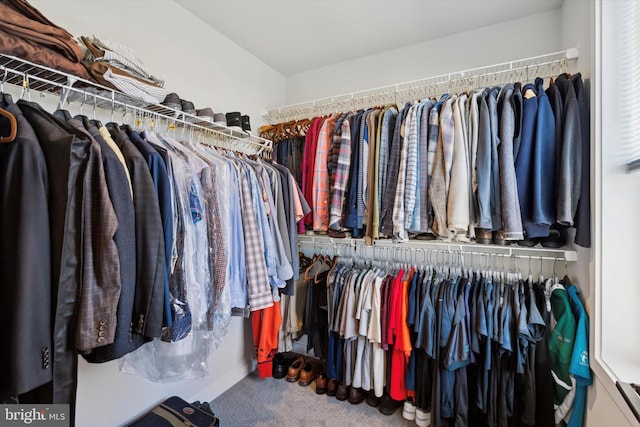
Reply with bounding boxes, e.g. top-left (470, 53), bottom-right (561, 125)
top-left (210, 371), bottom-right (417, 427)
